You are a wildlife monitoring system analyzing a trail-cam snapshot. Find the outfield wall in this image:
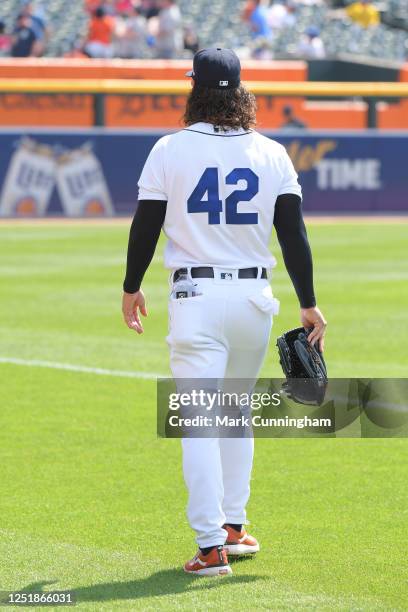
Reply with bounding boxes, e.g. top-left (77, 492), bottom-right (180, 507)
top-left (1, 59), bottom-right (407, 129)
top-left (0, 129), bottom-right (406, 217)
top-left (0, 59), bottom-right (311, 129)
